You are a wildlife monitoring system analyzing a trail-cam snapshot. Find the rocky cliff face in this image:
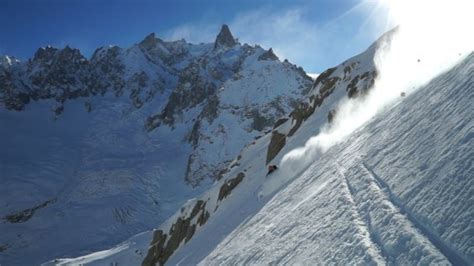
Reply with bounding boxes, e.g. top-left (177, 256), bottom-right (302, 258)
top-left (0, 25), bottom-right (313, 265)
top-left (43, 26), bottom-right (387, 266)
top-left (214, 24), bottom-right (238, 50)
top-left (265, 41), bottom-right (379, 163)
